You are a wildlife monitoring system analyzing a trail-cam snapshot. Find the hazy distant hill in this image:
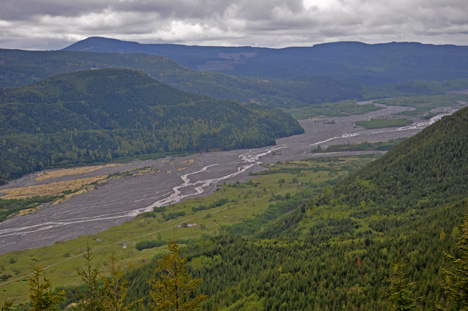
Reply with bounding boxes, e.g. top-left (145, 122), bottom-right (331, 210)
top-left (0, 68), bottom-right (303, 183)
top-left (0, 49), bottom-right (364, 107)
top-left (65, 37), bottom-right (468, 84)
